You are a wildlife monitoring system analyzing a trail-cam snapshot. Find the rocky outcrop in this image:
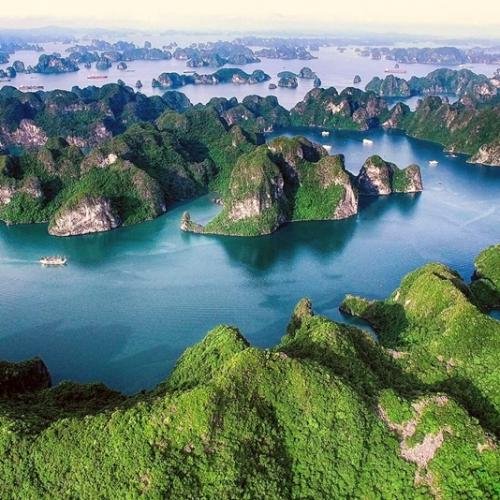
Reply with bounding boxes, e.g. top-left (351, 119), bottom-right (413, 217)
top-left (0, 175), bottom-right (44, 207)
top-left (333, 174), bottom-right (358, 219)
top-left (382, 102), bottom-right (411, 129)
top-left (366, 75), bottom-right (411, 97)
top-left (290, 87), bottom-right (388, 131)
top-left (0, 358), bottom-right (51, 396)
top-left (366, 68), bottom-right (498, 101)
top-left (180, 211), bottom-right (204, 233)
top-left (49, 196), bottom-right (121, 236)
top-left (298, 67), bottom-right (317, 79)
top-left (356, 155), bottom-right (422, 195)
top-left (278, 72), bottom-right (298, 88)
top-left (33, 54), bottom-right (79, 74)
top-left (470, 140), bottom-right (500, 167)
top-left (357, 156), bottom-right (393, 195)
top-left (227, 151), bottom-right (286, 223)
top-left (152, 69), bottom-right (270, 89)
top-left (0, 119), bottom-right (48, 149)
